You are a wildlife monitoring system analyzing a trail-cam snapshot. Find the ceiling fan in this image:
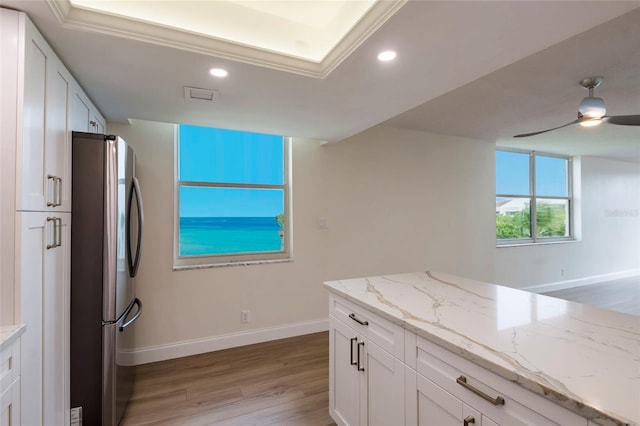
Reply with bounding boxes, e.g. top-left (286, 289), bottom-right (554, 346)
top-left (513, 77), bottom-right (640, 138)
